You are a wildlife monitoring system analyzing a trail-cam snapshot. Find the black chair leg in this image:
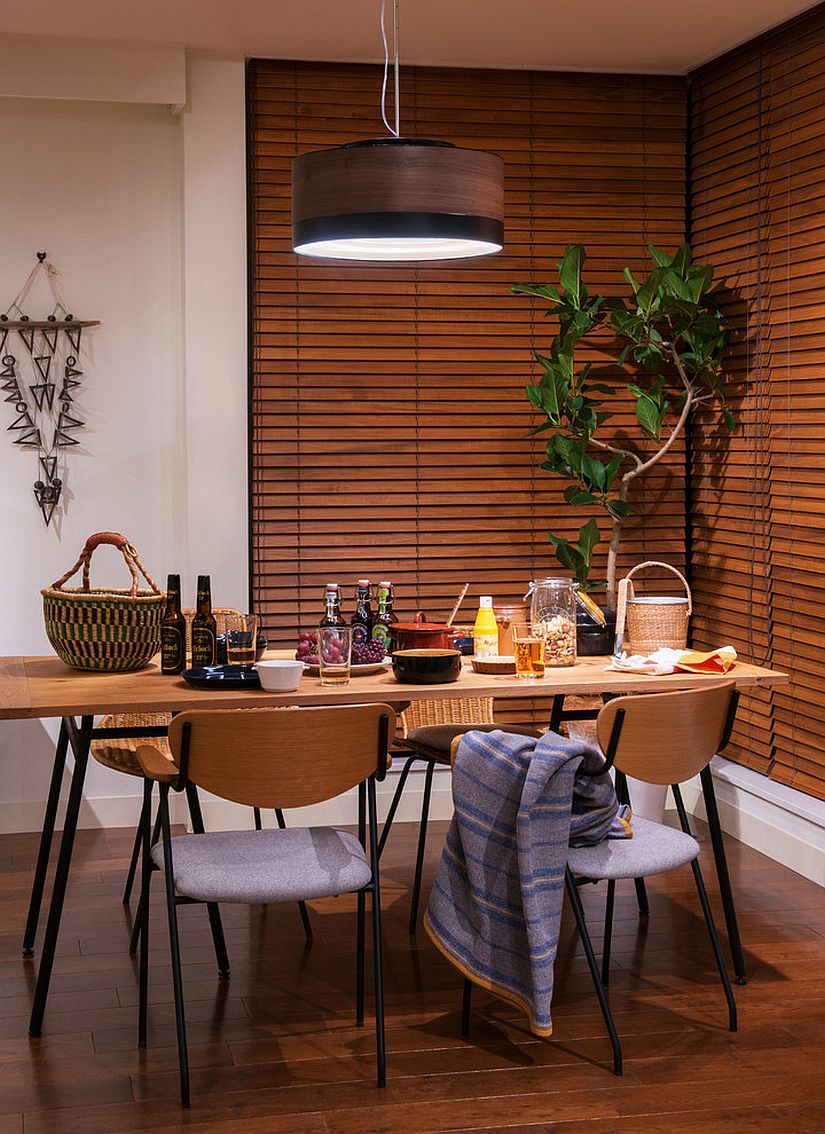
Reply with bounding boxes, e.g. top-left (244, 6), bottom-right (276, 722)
top-left (377, 754), bottom-right (416, 858)
top-left (123, 792), bottom-right (148, 905)
top-left (184, 782), bottom-right (230, 977)
top-left (130, 800), bottom-right (162, 956)
top-left (367, 782), bottom-right (386, 1088)
top-left (253, 806), bottom-right (262, 831)
top-left (355, 889), bottom-right (366, 1028)
top-left (690, 858), bottom-right (738, 1032)
top-left (602, 879), bottom-right (616, 990)
top-left (565, 868), bottom-right (623, 1076)
top-left (159, 785), bottom-right (191, 1108)
top-left (699, 768), bottom-right (747, 984)
top-left (138, 779), bottom-right (152, 1048)
top-left (461, 978), bottom-right (473, 1039)
top-left (408, 761), bottom-right (436, 935)
top-left (274, 808), bottom-right (313, 944)
top-left (633, 877), bottom-right (649, 917)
